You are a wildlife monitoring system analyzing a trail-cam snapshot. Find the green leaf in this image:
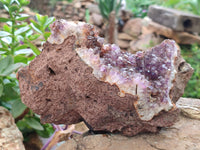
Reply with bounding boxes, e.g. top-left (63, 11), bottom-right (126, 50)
top-left (0, 17), bottom-right (10, 22)
top-left (26, 118), bottom-right (44, 131)
top-left (25, 29), bottom-right (33, 37)
top-left (0, 47), bottom-right (9, 52)
top-left (0, 39), bottom-right (9, 49)
top-left (3, 24), bottom-right (12, 33)
top-left (43, 32), bottom-right (51, 41)
top-left (0, 56), bottom-right (22, 76)
top-left (13, 23), bottom-right (27, 28)
top-left (14, 44), bottom-right (28, 51)
top-left (2, 83), bottom-right (20, 99)
top-left (9, 0), bottom-right (15, 5)
top-left (109, 0), bottom-right (114, 12)
top-left (99, 0), bottom-right (109, 19)
top-left (1, 36), bottom-right (12, 44)
top-left (0, 0), bottom-right (9, 5)
top-left (11, 99), bottom-right (27, 118)
top-left (14, 26), bottom-right (30, 35)
top-left (43, 17), bottom-right (55, 28)
top-left (0, 55), bottom-right (13, 73)
top-left (28, 33), bottom-right (40, 41)
top-left (115, 0), bottom-right (122, 15)
top-left (16, 119), bottom-right (30, 131)
top-left (27, 41), bottom-right (41, 55)
top-left (14, 54), bottom-right (28, 64)
top-left (15, 48), bottom-right (33, 56)
top-left (28, 54), bottom-right (35, 61)
top-left (0, 51), bottom-right (6, 55)
top-left (9, 5), bottom-right (19, 13)
top-left (16, 14), bottom-right (29, 21)
top-left (0, 84), bottom-right (3, 97)
top-left (85, 9), bottom-right (90, 23)
top-left (0, 63), bottom-right (22, 76)
top-left (14, 0), bottom-right (20, 5)
top-left (30, 20), bottom-right (42, 34)
top-left (36, 123), bottom-right (54, 138)
top-left (36, 14), bottom-right (48, 26)
top-left (18, 0), bottom-right (30, 6)
top-left (3, 5), bottom-right (9, 12)
top-left (0, 31), bottom-right (11, 37)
